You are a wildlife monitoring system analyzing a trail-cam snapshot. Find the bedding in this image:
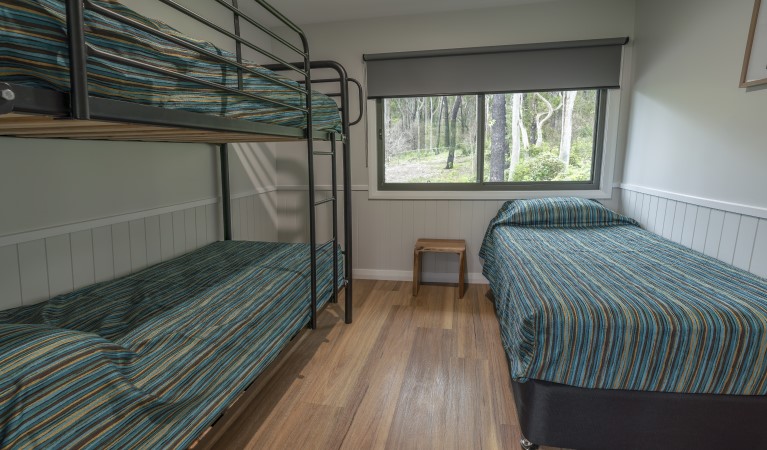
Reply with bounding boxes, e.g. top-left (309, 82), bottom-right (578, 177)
top-left (0, 240), bottom-right (343, 449)
top-left (0, 0), bottom-right (342, 133)
top-left (480, 198), bottom-right (767, 396)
